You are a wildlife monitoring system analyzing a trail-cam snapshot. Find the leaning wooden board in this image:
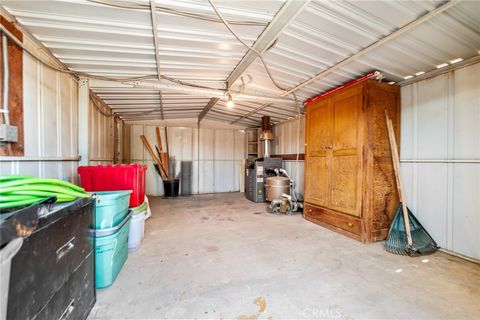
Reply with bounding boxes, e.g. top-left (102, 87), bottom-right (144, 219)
top-left (303, 80), bottom-right (400, 243)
